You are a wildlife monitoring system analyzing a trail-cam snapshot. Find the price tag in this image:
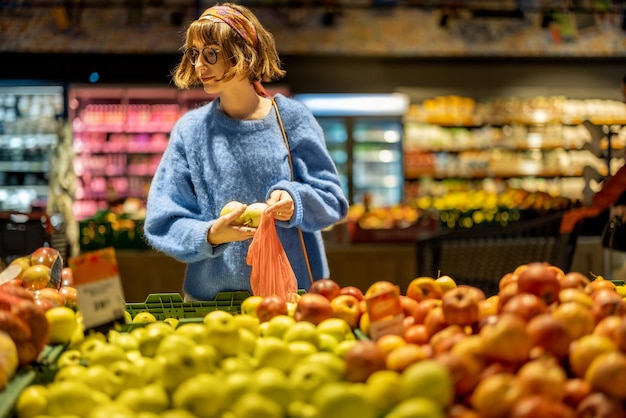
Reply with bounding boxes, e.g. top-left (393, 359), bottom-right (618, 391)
top-left (69, 247), bottom-right (127, 330)
top-left (366, 285), bottom-right (404, 341)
